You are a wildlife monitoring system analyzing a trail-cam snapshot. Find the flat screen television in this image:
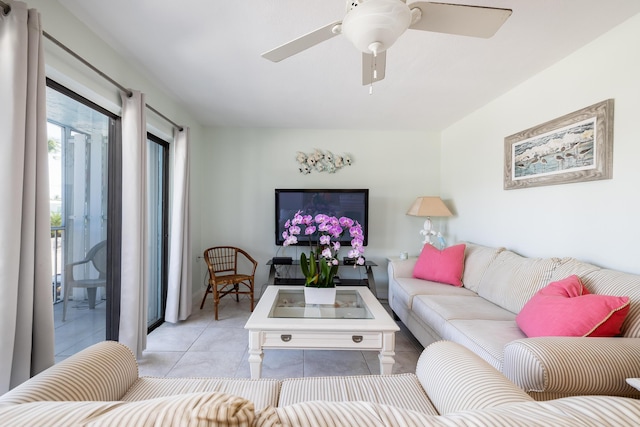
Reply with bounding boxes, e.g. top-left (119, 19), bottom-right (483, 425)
top-left (275, 189), bottom-right (369, 246)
